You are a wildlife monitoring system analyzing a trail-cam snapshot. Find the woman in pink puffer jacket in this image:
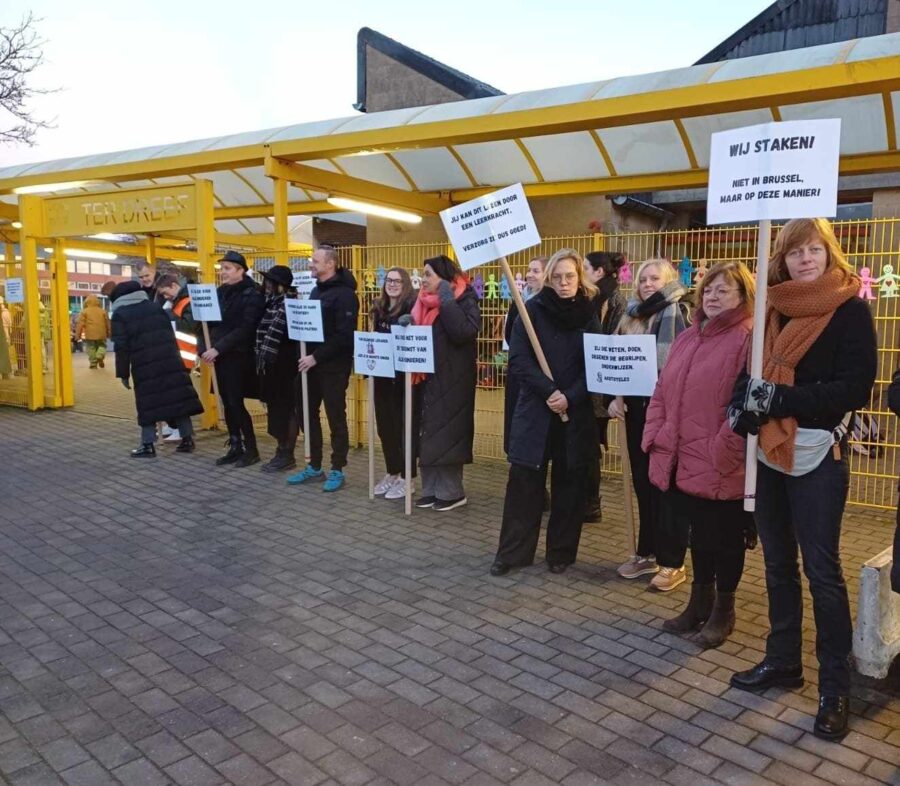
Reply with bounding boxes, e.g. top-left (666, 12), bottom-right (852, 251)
top-left (641, 261), bottom-right (756, 648)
